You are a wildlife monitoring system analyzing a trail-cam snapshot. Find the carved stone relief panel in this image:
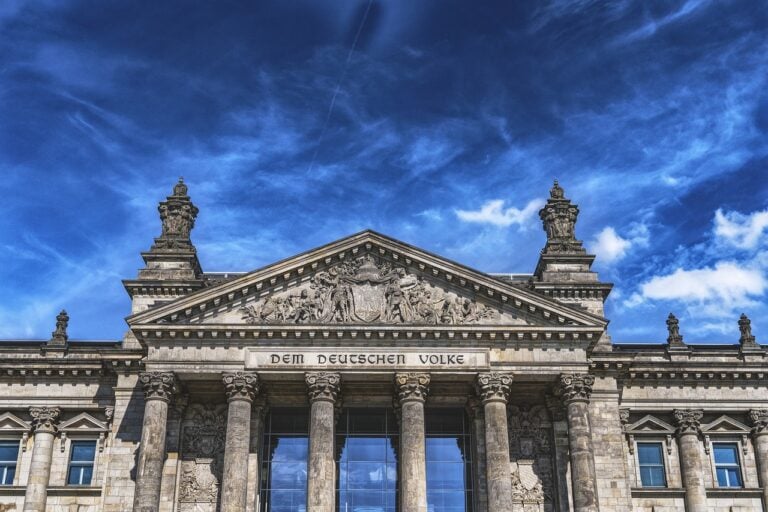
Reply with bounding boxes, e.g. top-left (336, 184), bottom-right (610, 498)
top-left (178, 403), bottom-right (227, 512)
top-left (199, 254), bottom-right (533, 326)
top-left (508, 405), bottom-right (554, 512)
